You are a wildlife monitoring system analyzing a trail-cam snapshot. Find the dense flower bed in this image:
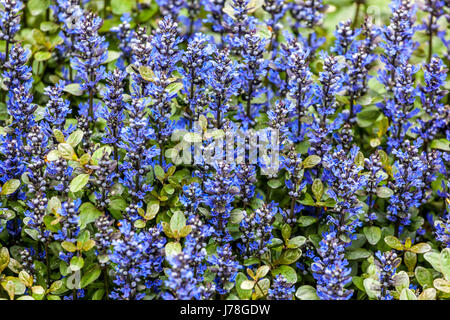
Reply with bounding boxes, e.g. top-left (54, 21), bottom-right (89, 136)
top-left (0, 0), bottom-right (449, 301)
